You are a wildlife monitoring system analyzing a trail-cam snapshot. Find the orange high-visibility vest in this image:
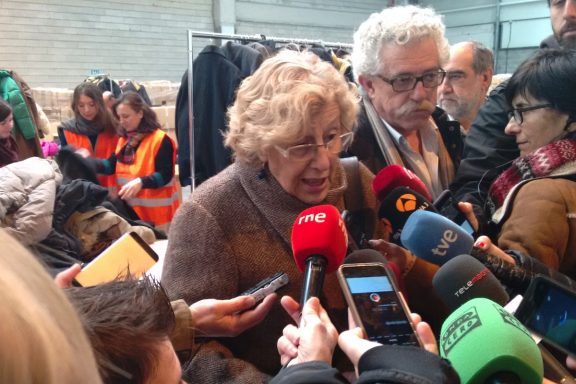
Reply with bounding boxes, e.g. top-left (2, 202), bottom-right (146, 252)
top-left (115, 129), bottom-right (179, 227)
top-left (63, 130), bottom-right (118, 193)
